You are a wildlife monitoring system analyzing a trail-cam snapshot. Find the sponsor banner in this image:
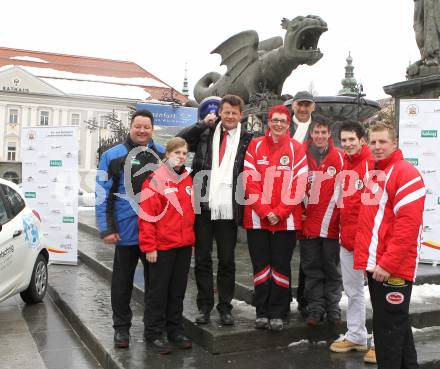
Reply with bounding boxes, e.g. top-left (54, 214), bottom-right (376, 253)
top-left (136, 103), bottom-right (197, 127)
top-left (400, 99), bottom-right (440, 264)
top-left (21, 127), bottom-right (79, 265)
